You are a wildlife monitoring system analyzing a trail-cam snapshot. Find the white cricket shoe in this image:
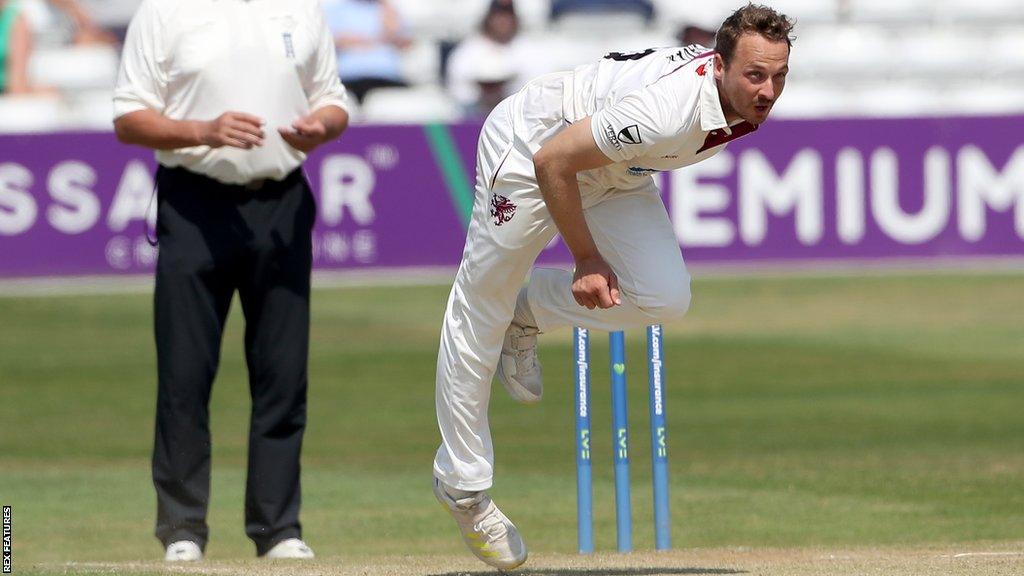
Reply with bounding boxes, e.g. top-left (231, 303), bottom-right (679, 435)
top-left (433, 478), bottom-right (528, 571)
top-left (262, 538), bottom-right (315, 559)
top-left (164, 540), bottom-right (202, 562)
top-left (496, 323), bottom-right (542, 404)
